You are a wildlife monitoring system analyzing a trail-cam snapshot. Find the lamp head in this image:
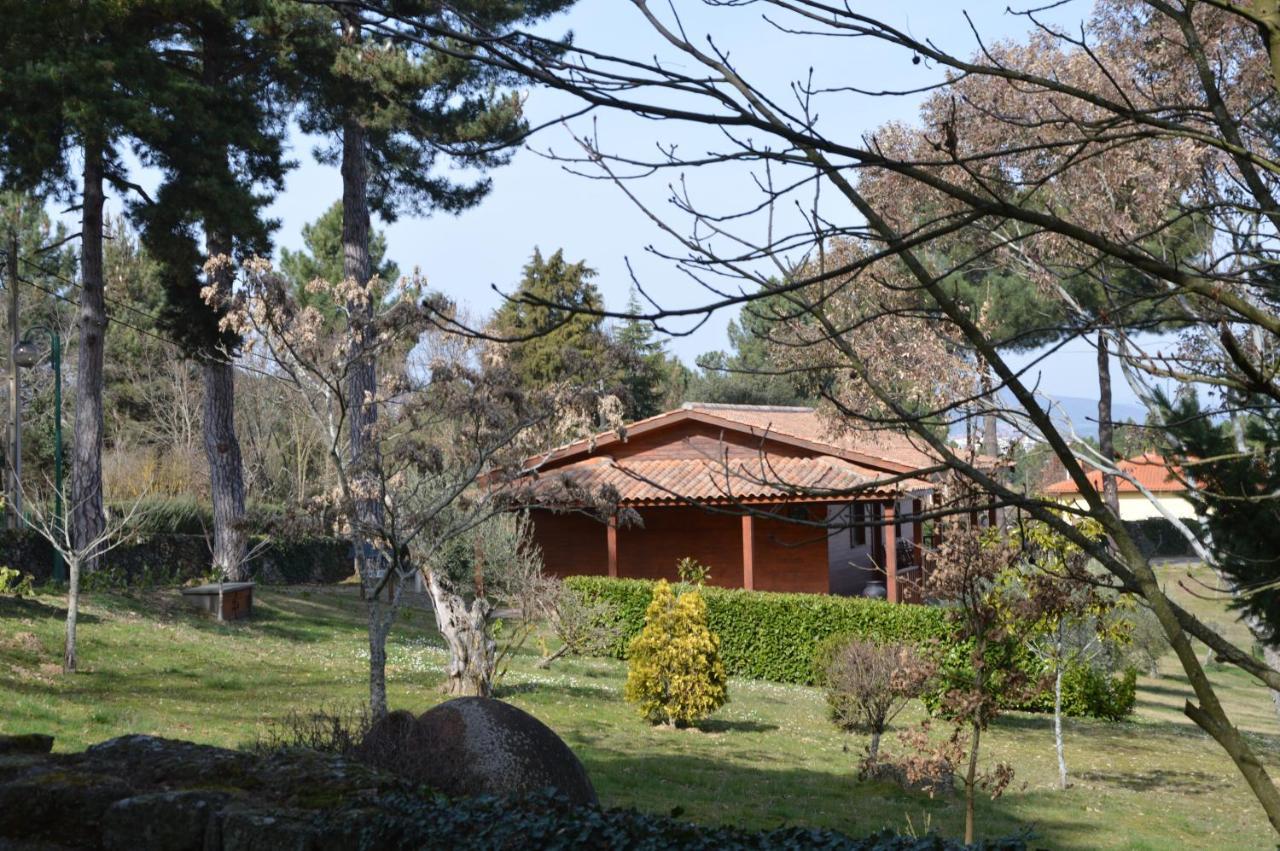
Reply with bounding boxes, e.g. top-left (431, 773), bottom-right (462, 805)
top-left (13, 341), bottom-right (40, 368)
